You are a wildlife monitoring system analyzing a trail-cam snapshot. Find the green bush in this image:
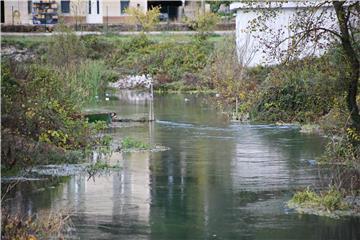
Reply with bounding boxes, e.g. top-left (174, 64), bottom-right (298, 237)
top-left (81, 34), bottom-right (117, 59)
top-left (47, 22), bottom-right (86, 67)
top-left (112, 36), bottom-right (212, 84)
top-left (253, 57), bottom-right (341, 123)
top-left (185, 12), bottom-right (220, 39)
top-left (1, 59), bottom-right (110, 168)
